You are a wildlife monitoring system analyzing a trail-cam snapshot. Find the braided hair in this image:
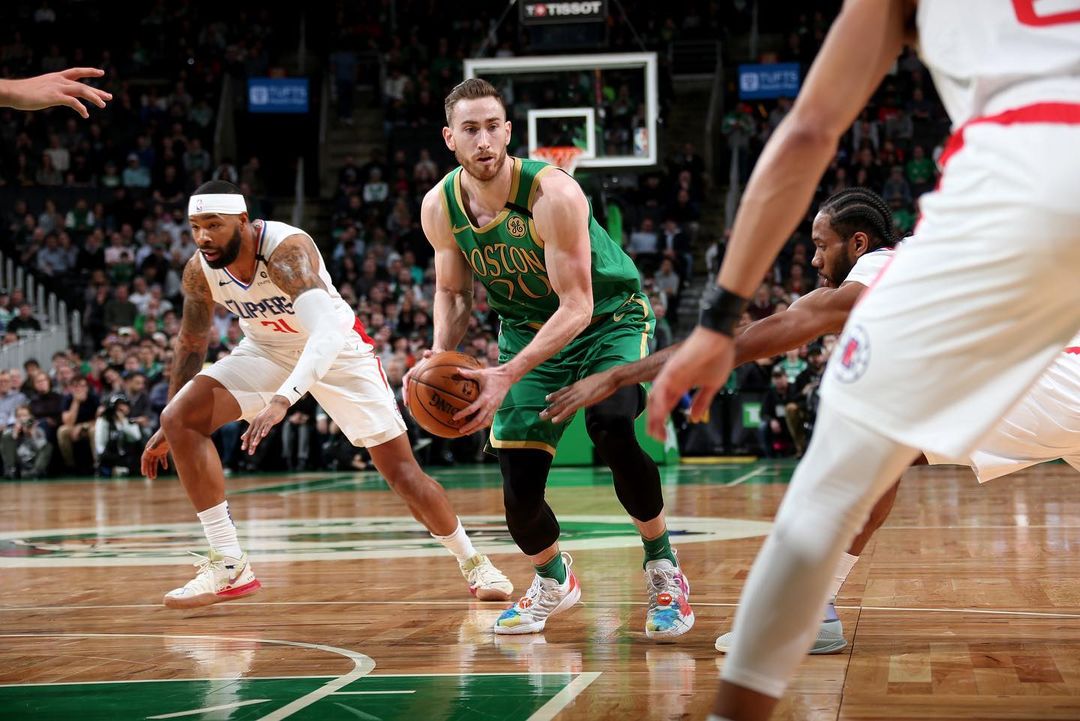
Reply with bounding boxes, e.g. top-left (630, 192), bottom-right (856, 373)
top-left (819, 187), bottom-right (897, 249)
